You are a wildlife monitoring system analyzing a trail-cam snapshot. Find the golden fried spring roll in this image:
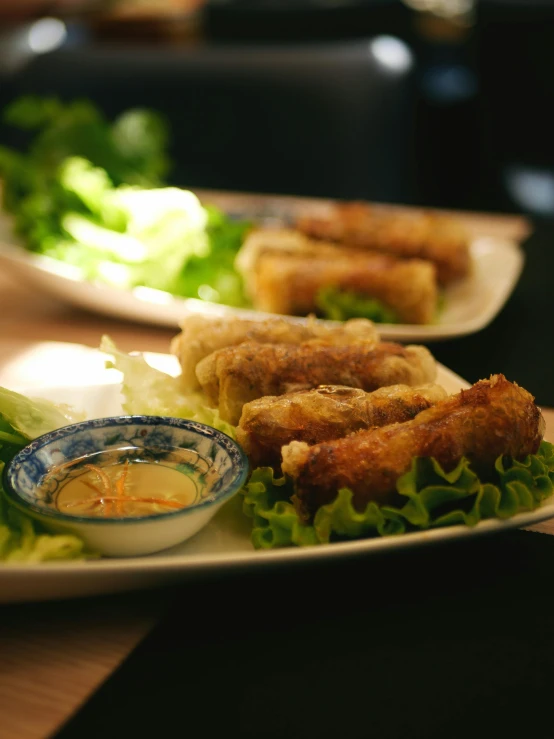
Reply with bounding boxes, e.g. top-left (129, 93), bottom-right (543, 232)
top-left (234, 228), bottom-right (312, 297)
top-left (281, 375), bottom-right (544, 521)
top-left (237, 383), bottom-right (448, 472)
top-left (250, 251), bottom-right (437, 324)
top-left (196, 341), bottom-right (436, 425)
top-left (296, 203), bottom-right (471, 284)
top-left (171, 315), bottom-right (379, 392)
